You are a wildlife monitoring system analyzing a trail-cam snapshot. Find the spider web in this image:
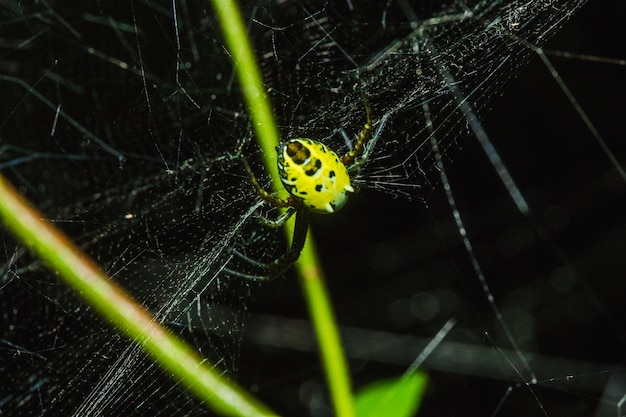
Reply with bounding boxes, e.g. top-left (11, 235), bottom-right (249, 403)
top-left (1, 0), bottom-right (625, 416)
